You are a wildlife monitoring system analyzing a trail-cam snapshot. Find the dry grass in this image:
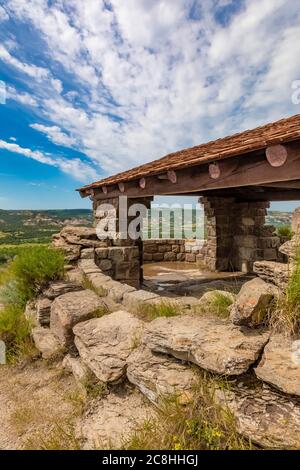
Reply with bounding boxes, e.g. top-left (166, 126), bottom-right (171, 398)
top-left (269, 251), bottom-right (300, 335)
top-left (122, 372), bottom-right (252, 451)
top-left (135, 300), bottom-right (180, 322)
top-left (0, 361), bottom-right (84, 450)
